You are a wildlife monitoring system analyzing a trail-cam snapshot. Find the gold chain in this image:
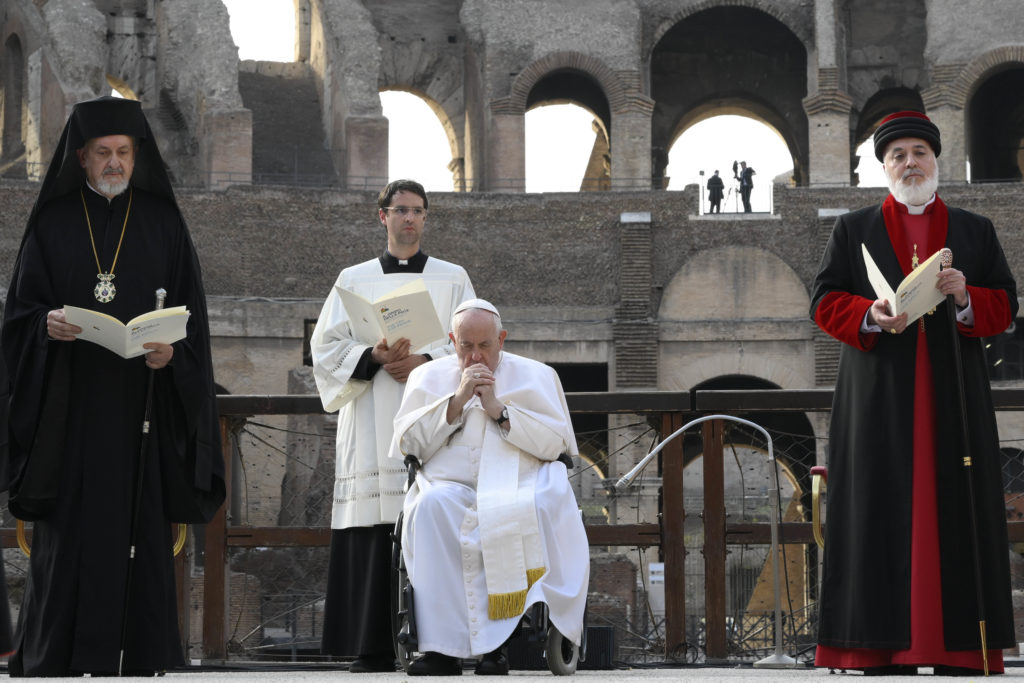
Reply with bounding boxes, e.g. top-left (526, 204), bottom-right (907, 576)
top-left (80, 187), bottom-right (132, 277)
